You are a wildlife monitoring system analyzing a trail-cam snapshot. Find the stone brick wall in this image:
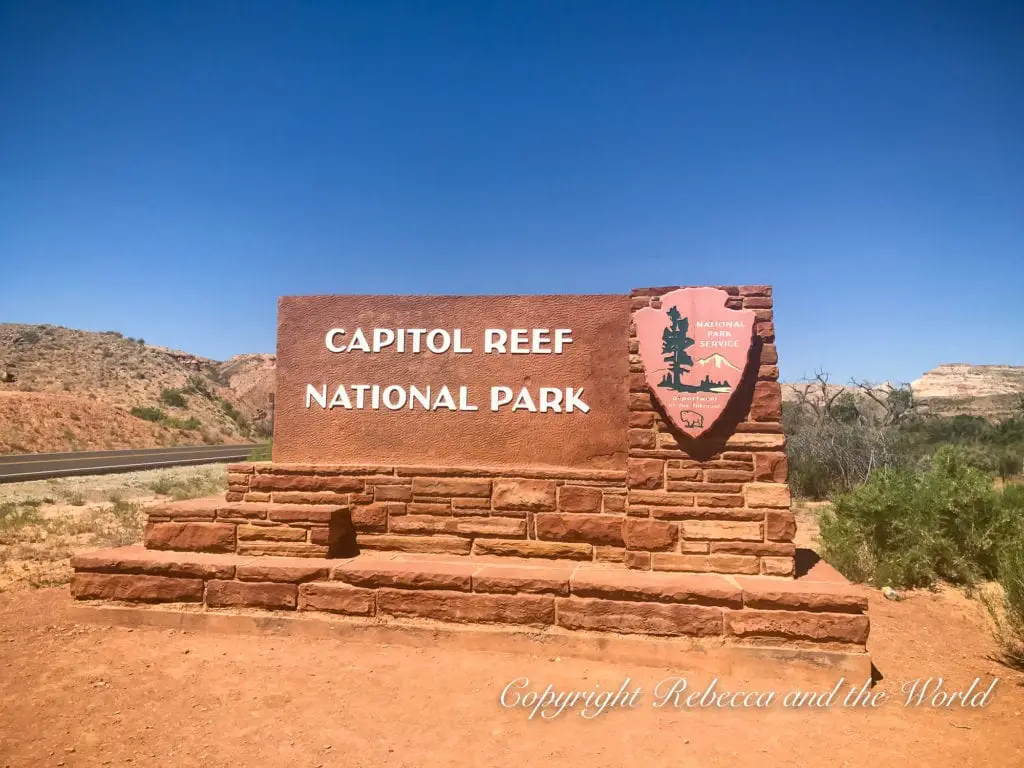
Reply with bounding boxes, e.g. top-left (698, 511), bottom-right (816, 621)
top-left (626, 285), bottom-right (793, 576)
